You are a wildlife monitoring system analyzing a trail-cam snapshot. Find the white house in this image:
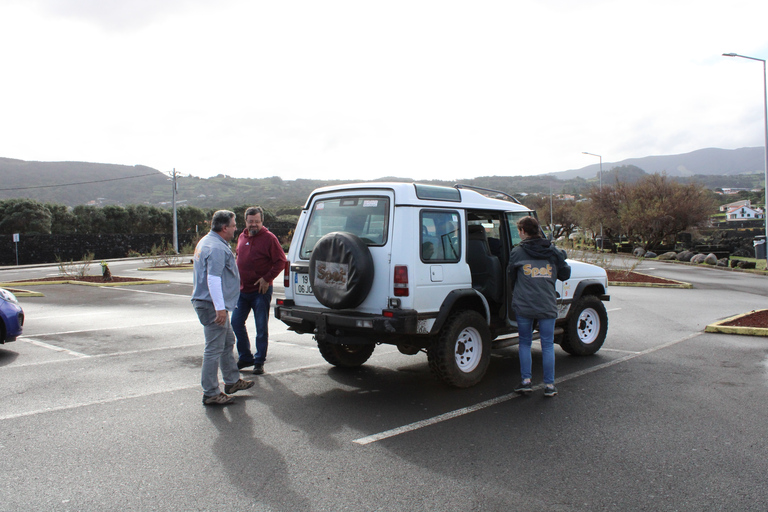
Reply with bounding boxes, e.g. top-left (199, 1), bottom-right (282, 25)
top-left (726, 205), bottom-right (764, 221)
top-left (720, 199), bottom-right (751, 212)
